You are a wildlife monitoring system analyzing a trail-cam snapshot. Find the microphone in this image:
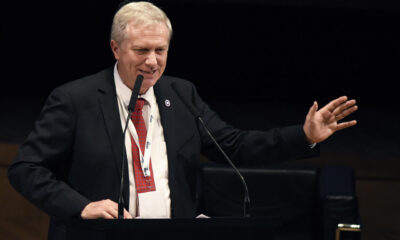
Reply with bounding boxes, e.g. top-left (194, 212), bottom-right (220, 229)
top-left (128, 75), bottom-right (144, 112)
top-left (171, 83), bottom-right (251, 218)
top-left (118, 75), bottom-right (143, 219)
